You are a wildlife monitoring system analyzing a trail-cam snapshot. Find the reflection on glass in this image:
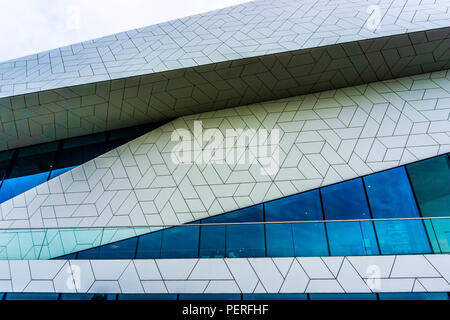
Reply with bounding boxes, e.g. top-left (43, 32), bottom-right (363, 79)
top-left (265, 190), bottom-right (328, 256)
